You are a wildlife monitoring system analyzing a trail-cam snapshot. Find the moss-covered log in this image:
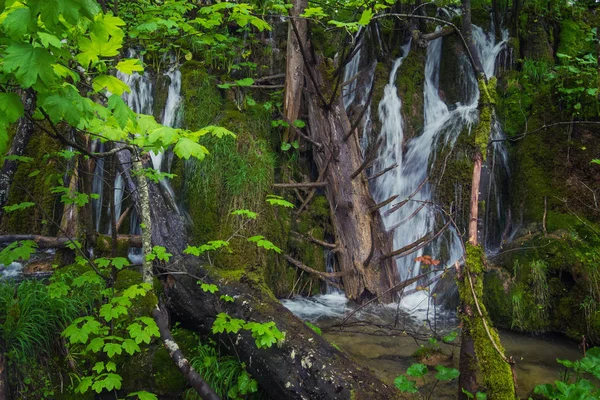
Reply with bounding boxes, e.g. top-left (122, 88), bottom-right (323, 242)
top-left (163, 260), bottom-right (402, 400)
